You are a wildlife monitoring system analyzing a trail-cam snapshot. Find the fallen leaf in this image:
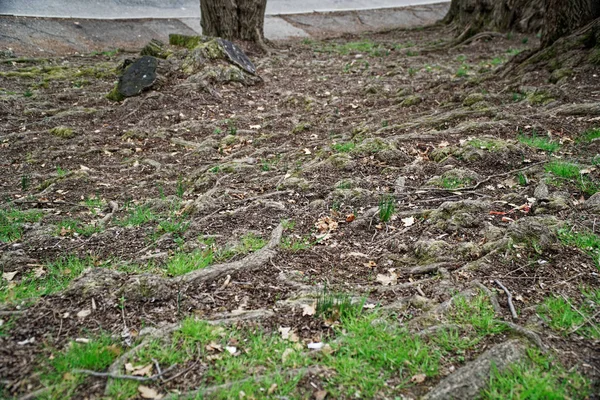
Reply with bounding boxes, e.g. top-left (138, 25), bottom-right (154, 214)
top-left (278, 327), bottom-right (291, 340)
top-left (401, 216), bottom-right (415, 227)
top-left (77, 309), bottom-right (92, 318)
top-left (303, 148), bottom-right (312, 155)
top-left (363, 260), bottom-right (377, 268)
top-left (2, 271), bottom-right (17, 281)
top-left (411, 373), bottom-right (427, 383)
top-left (438, 141), bottom-right (450, 148)
top-left (33, 267), bottom-right (46, 278)
top-left (138, 385), bottom-right (161, 399)
top-left (125, 363), bottom-right (134, 372)
top-left (363, 303), bottom-right (376, 309)
top-left (345, 214), bottom-right (356, 222)
top-left (267, 383), bottom-right (278, 395)
top-left (225, 346), bottom-right (237, 355)
top-left (17, 337), bottom-right (35, 345)
top-left (249, 125), bottom-right (261, 130)
top-left (315, 390), bottom-right (328, 400)
top-left (75, 338), bottom-right (89, 343)
top-left (132, 364), bottom-right (153, 377)
top-left (376, 270), bottom-right (398, 286)
top-left (302, 303), bottom-right (316, 316)
top-left (206, 341), bottom-right (222, 352)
